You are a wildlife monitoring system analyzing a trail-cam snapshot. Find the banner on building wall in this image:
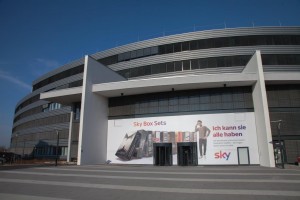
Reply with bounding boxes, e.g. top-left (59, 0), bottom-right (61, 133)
top-left (107, 112), bottom-right (259, 165)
